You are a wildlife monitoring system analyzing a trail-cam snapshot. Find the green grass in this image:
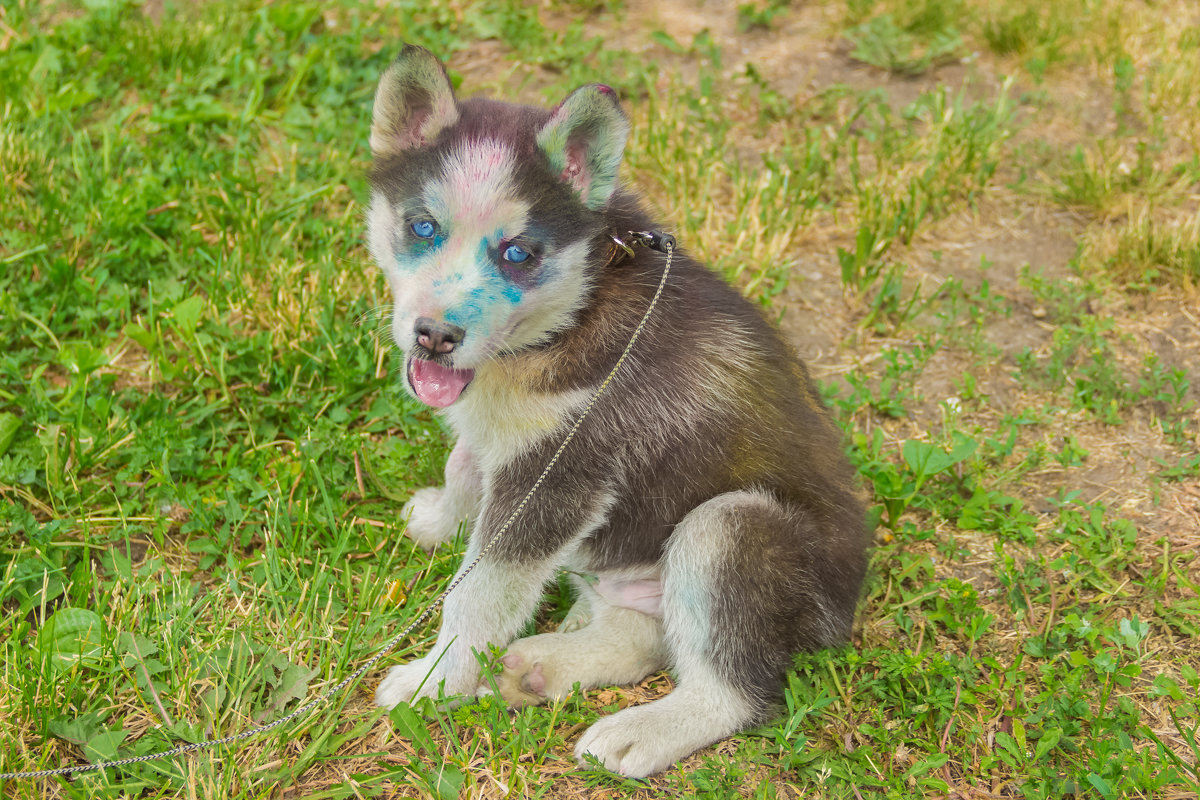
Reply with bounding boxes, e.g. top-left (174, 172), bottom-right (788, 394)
top-left (3, 0), bottom-right (1200, 797)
